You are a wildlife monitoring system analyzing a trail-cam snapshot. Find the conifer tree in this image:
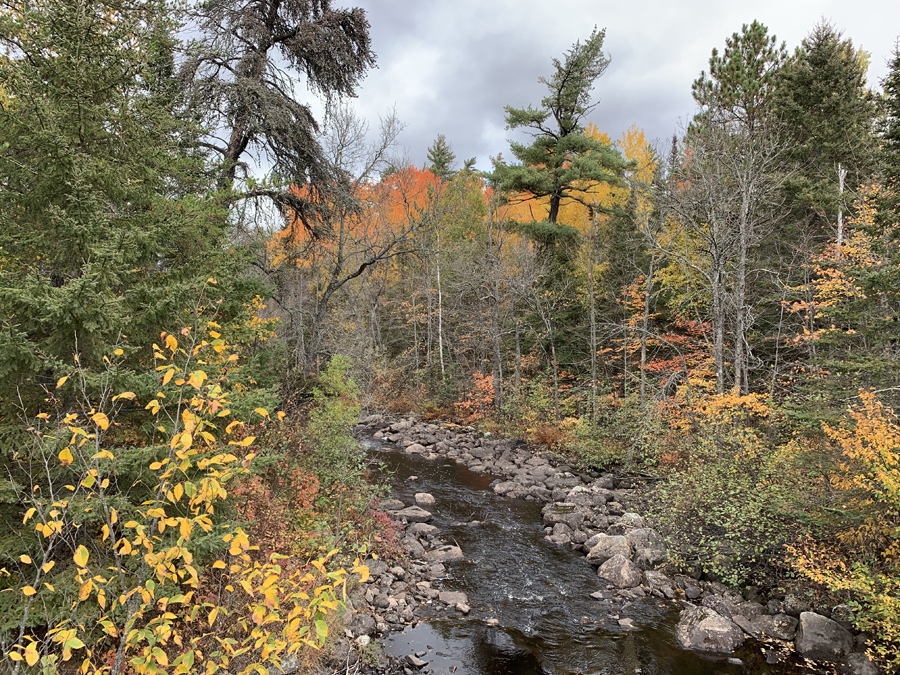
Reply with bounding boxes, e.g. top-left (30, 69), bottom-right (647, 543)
top-left (426, 134), bottom-right (457, 180)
